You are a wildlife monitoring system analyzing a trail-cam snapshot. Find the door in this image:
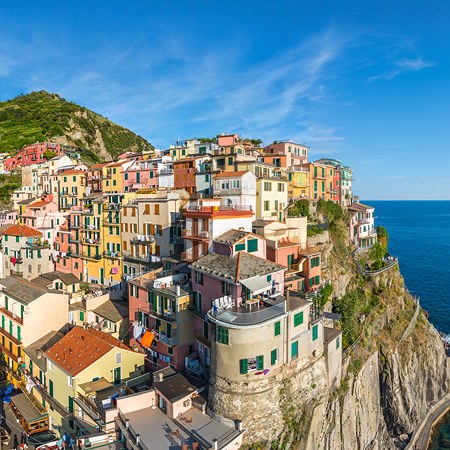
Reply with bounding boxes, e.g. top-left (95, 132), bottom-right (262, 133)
top-left (113, 367), bottom-right (121, 385)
